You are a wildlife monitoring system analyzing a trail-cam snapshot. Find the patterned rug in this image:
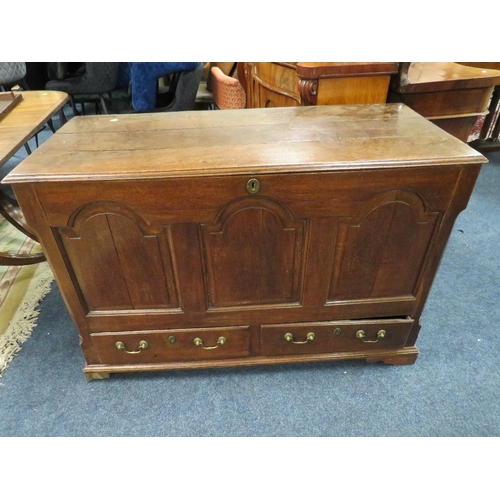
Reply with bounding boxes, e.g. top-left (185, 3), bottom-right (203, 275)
top-left (0, 215), bottom-right (53, 378)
